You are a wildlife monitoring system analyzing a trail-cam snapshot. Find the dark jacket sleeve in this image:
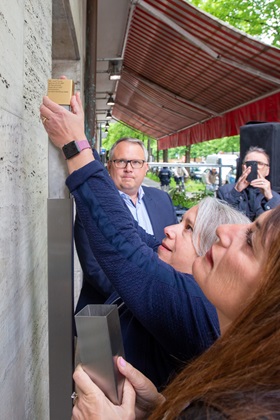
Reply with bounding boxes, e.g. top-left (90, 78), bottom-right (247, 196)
top-left (217, 183), bottom-right (241, 207)
top-left (74, 202), bottom-right (160, 307)
top-left (67, 161), bottom-right (219, 360)
top-left (263, 190), bottom-right (280, 210)
top-left (74, 211), bottom-right (115, 299)
top-left (74, 180), bottom-right (174, 308)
